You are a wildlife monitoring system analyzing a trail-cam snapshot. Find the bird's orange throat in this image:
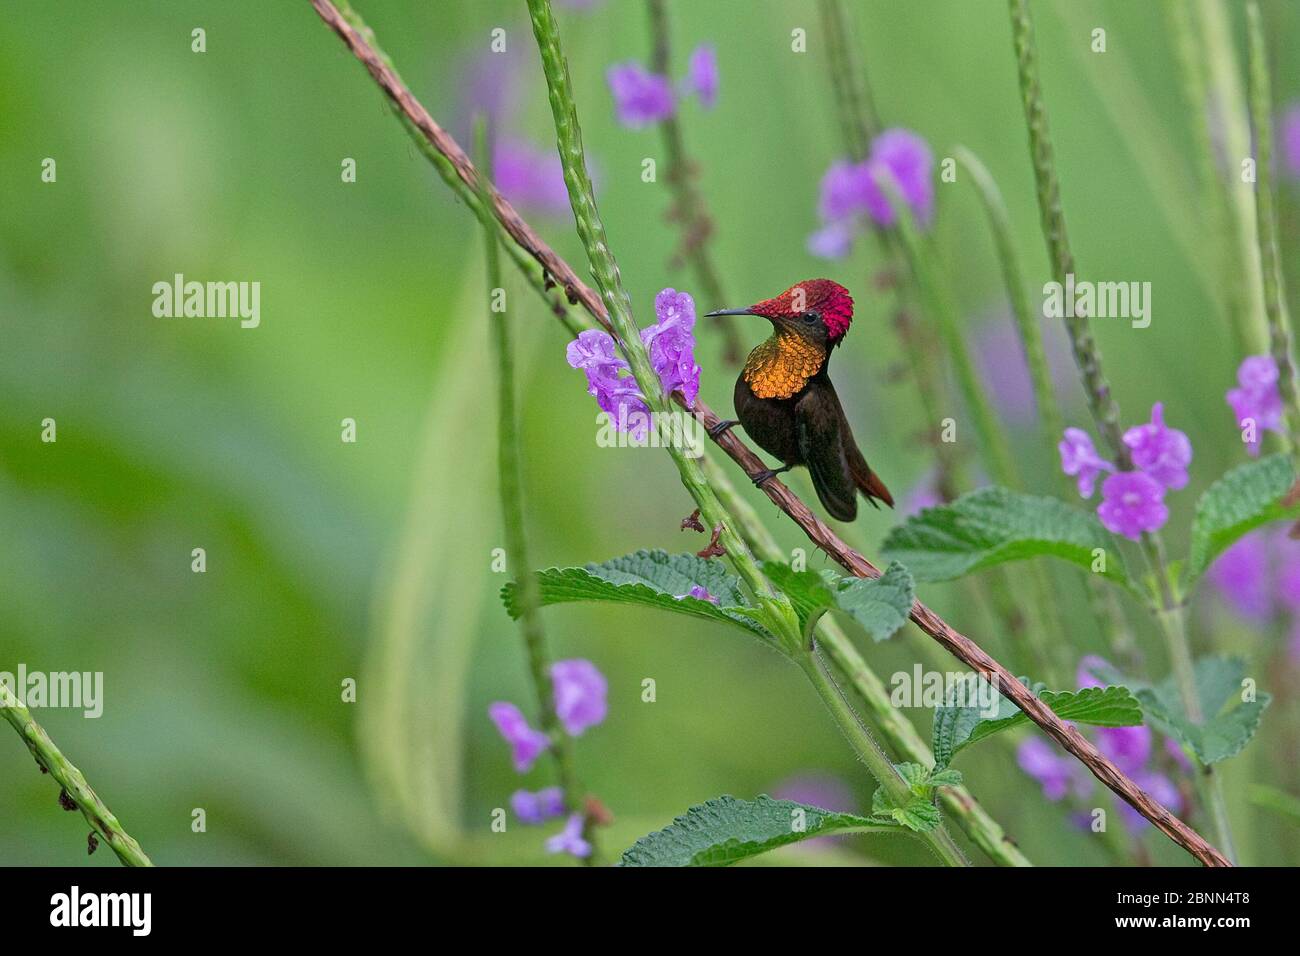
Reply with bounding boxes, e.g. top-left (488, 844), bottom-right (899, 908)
top-left (742, 332), bottom-right (826, 400)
